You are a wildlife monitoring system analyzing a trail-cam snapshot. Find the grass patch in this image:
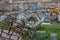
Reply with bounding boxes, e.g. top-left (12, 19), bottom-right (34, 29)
top-left (37, 23), bottom-right (60, 40)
